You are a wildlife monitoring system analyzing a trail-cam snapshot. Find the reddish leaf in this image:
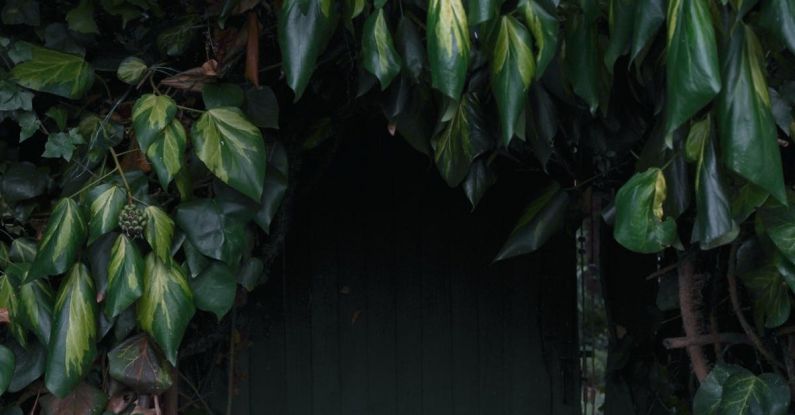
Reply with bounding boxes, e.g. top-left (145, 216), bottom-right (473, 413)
top-left (245, 11), bottom-right (260, 87)
top-left (40, 383), bottom-right (107, 415)
top-left (108, 334), bottom-right (173, 394)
